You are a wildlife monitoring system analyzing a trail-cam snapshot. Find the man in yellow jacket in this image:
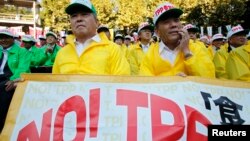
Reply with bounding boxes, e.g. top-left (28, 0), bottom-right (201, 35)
top-left (213, 25), bottom-right (248, 79)
top-left (128, 22), bottom-right (154, 75)
top-left (208, 33), bottom-right (225, 58)
top-left (53, 0), bottom-right (130, 75)
top-left (184, 24), bottom-right (212, 60)
top-left (139, 2), bottom-right (215, 78)
top-left (225, 43), bottom-right (250, 81)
